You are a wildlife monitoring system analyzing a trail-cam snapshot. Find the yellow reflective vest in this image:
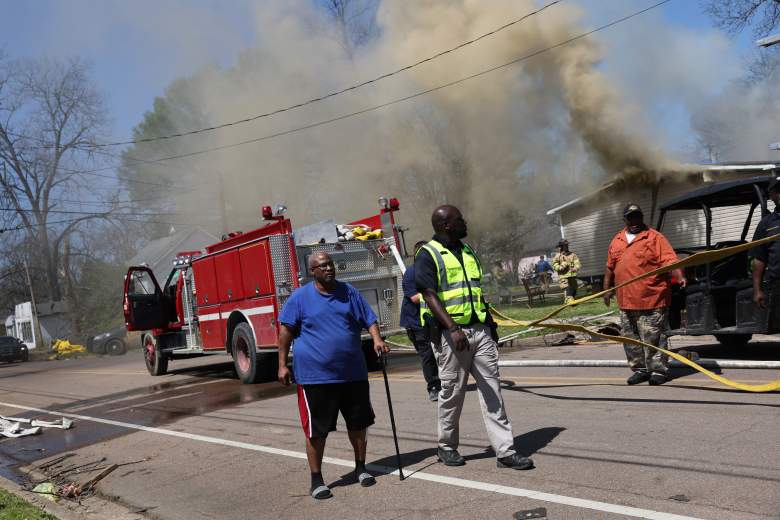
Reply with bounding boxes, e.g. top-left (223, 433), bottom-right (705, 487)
top-left (418, 239), bottom-right (487, 326)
